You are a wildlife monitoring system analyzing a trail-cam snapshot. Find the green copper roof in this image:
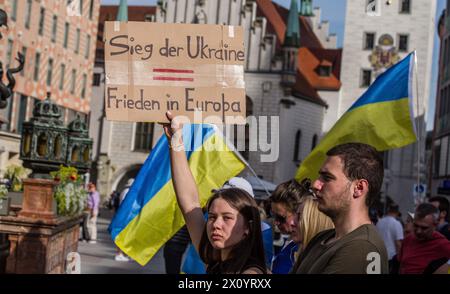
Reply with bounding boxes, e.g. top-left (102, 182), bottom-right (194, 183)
top-left (300, 0), bottom-right (314, 16)
top-left (117, 0), bottom-right (128, 21)
top-left (284, 0), bottom-right (300, 48)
